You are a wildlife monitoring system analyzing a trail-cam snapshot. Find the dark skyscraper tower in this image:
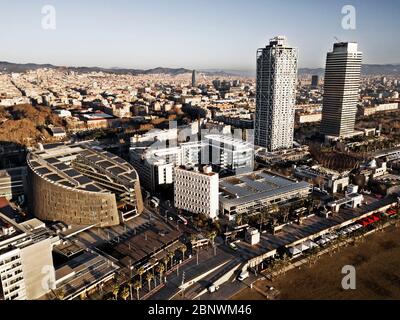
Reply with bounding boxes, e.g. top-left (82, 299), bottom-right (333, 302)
top-left (192, 70), bottom-right (196, 87)
top-left (320, 42), bottom-right (362, 138)
top-left (311, 75), bottom-right (319, 88)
